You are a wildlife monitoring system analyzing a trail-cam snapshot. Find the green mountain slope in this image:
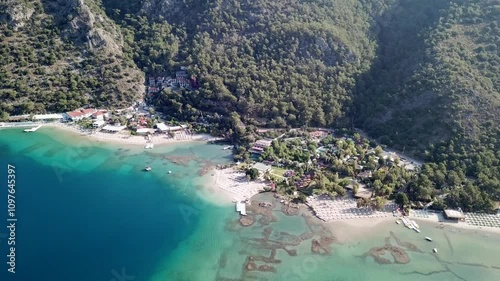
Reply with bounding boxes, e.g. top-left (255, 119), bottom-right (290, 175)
top-left (354, 0), bottom-right (499, 208)
top-left (0, 0), bottom-right (498, 209)
top-left (105, 0), bottom-right (398, 127)
top-left (355, 0), bottom-right (499, 152)
top-left (0, 0), bottom-right (144, 117)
